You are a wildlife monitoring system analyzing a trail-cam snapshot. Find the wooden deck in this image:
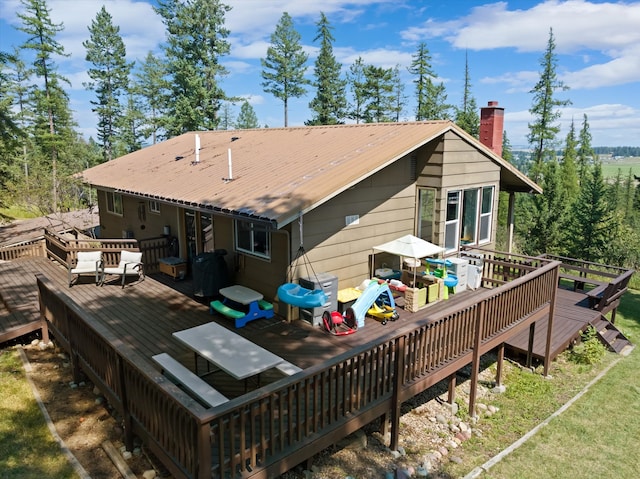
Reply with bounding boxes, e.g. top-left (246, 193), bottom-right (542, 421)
top-left (2, 256), bottom-right (598, 394)
top-left (503, 287), bottom-right (601, 361)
